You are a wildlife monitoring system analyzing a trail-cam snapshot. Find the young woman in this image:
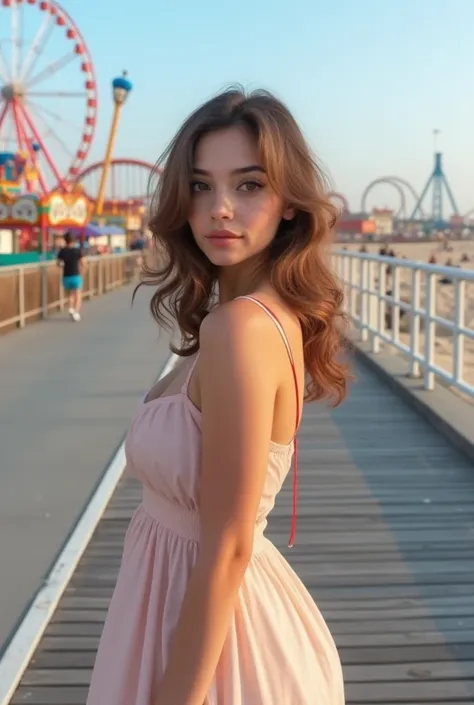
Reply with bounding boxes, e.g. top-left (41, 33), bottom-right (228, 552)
top-left (87, 87), bottom-right (348, 705)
